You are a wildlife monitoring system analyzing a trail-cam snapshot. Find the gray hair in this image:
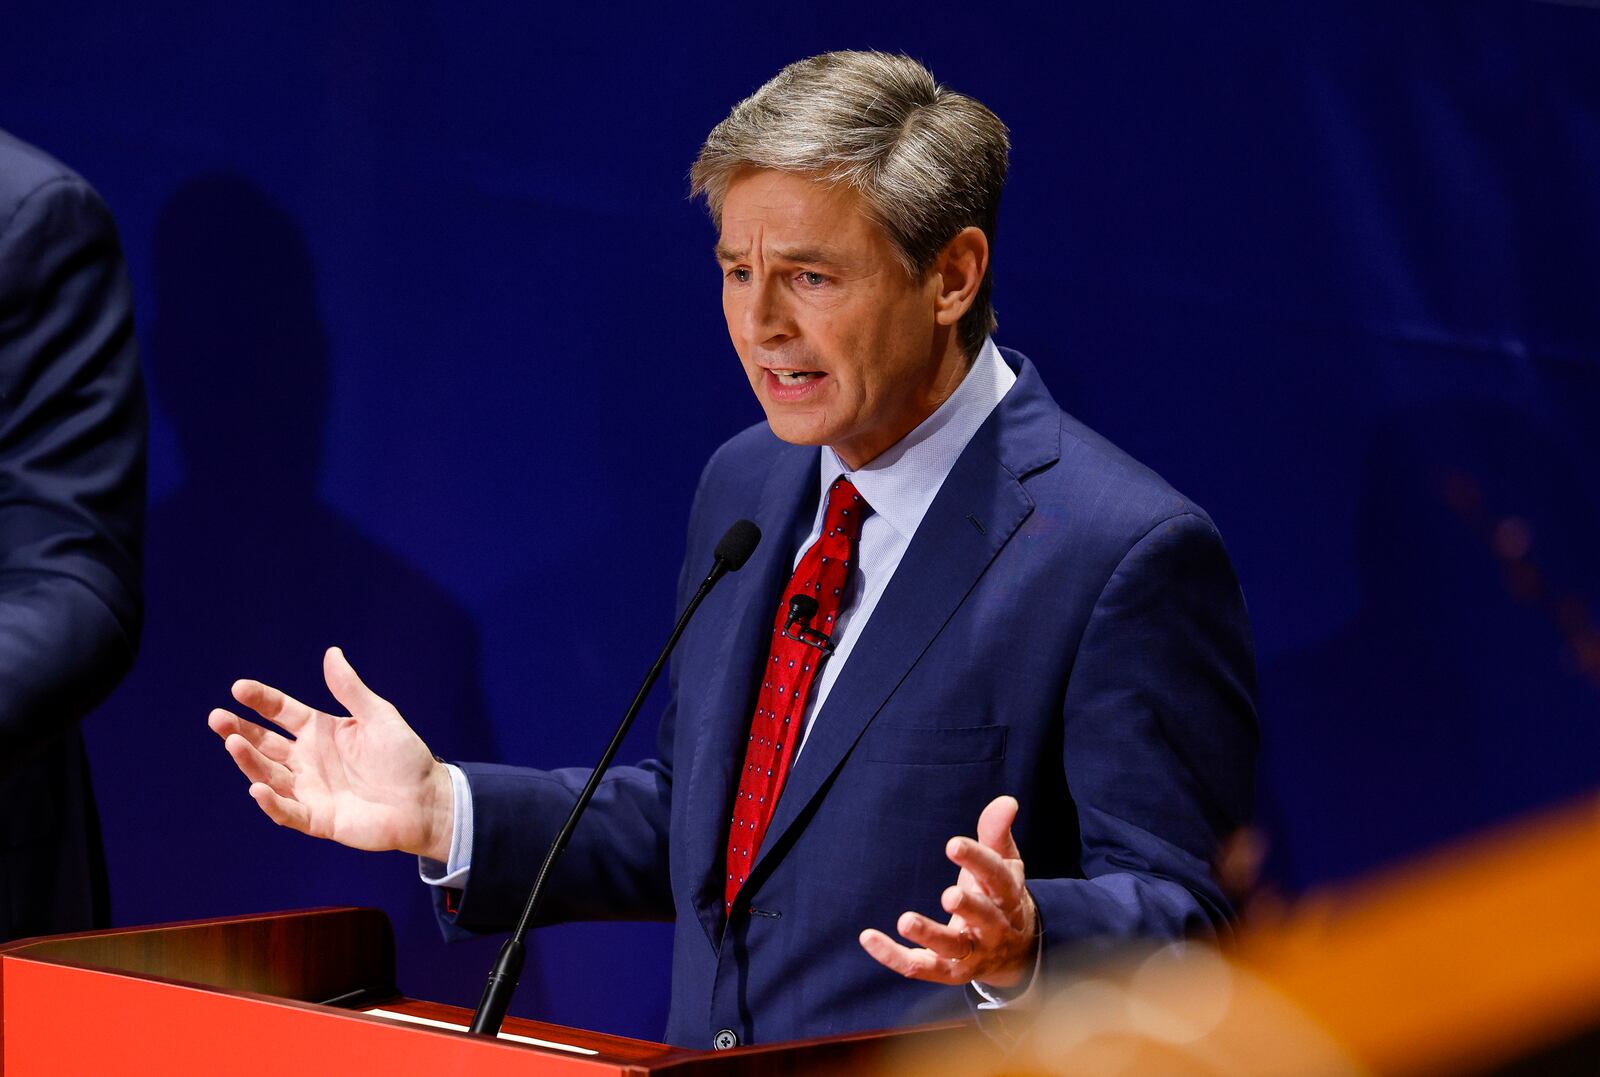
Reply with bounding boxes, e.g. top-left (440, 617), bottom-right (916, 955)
top-left (691, 51), bottom-right (1009, 359)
